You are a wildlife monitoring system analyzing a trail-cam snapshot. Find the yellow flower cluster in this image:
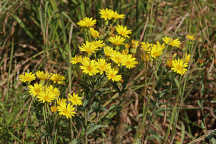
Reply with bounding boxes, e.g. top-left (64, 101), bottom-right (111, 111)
top-left (56, 93), bottom-right (82, 119)
top-left (141, 36), bottom-right (192, 76)
top-left (19, 71), bottom-right (83, 118)
top-left (73, 8), bottom-right (138, 82)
